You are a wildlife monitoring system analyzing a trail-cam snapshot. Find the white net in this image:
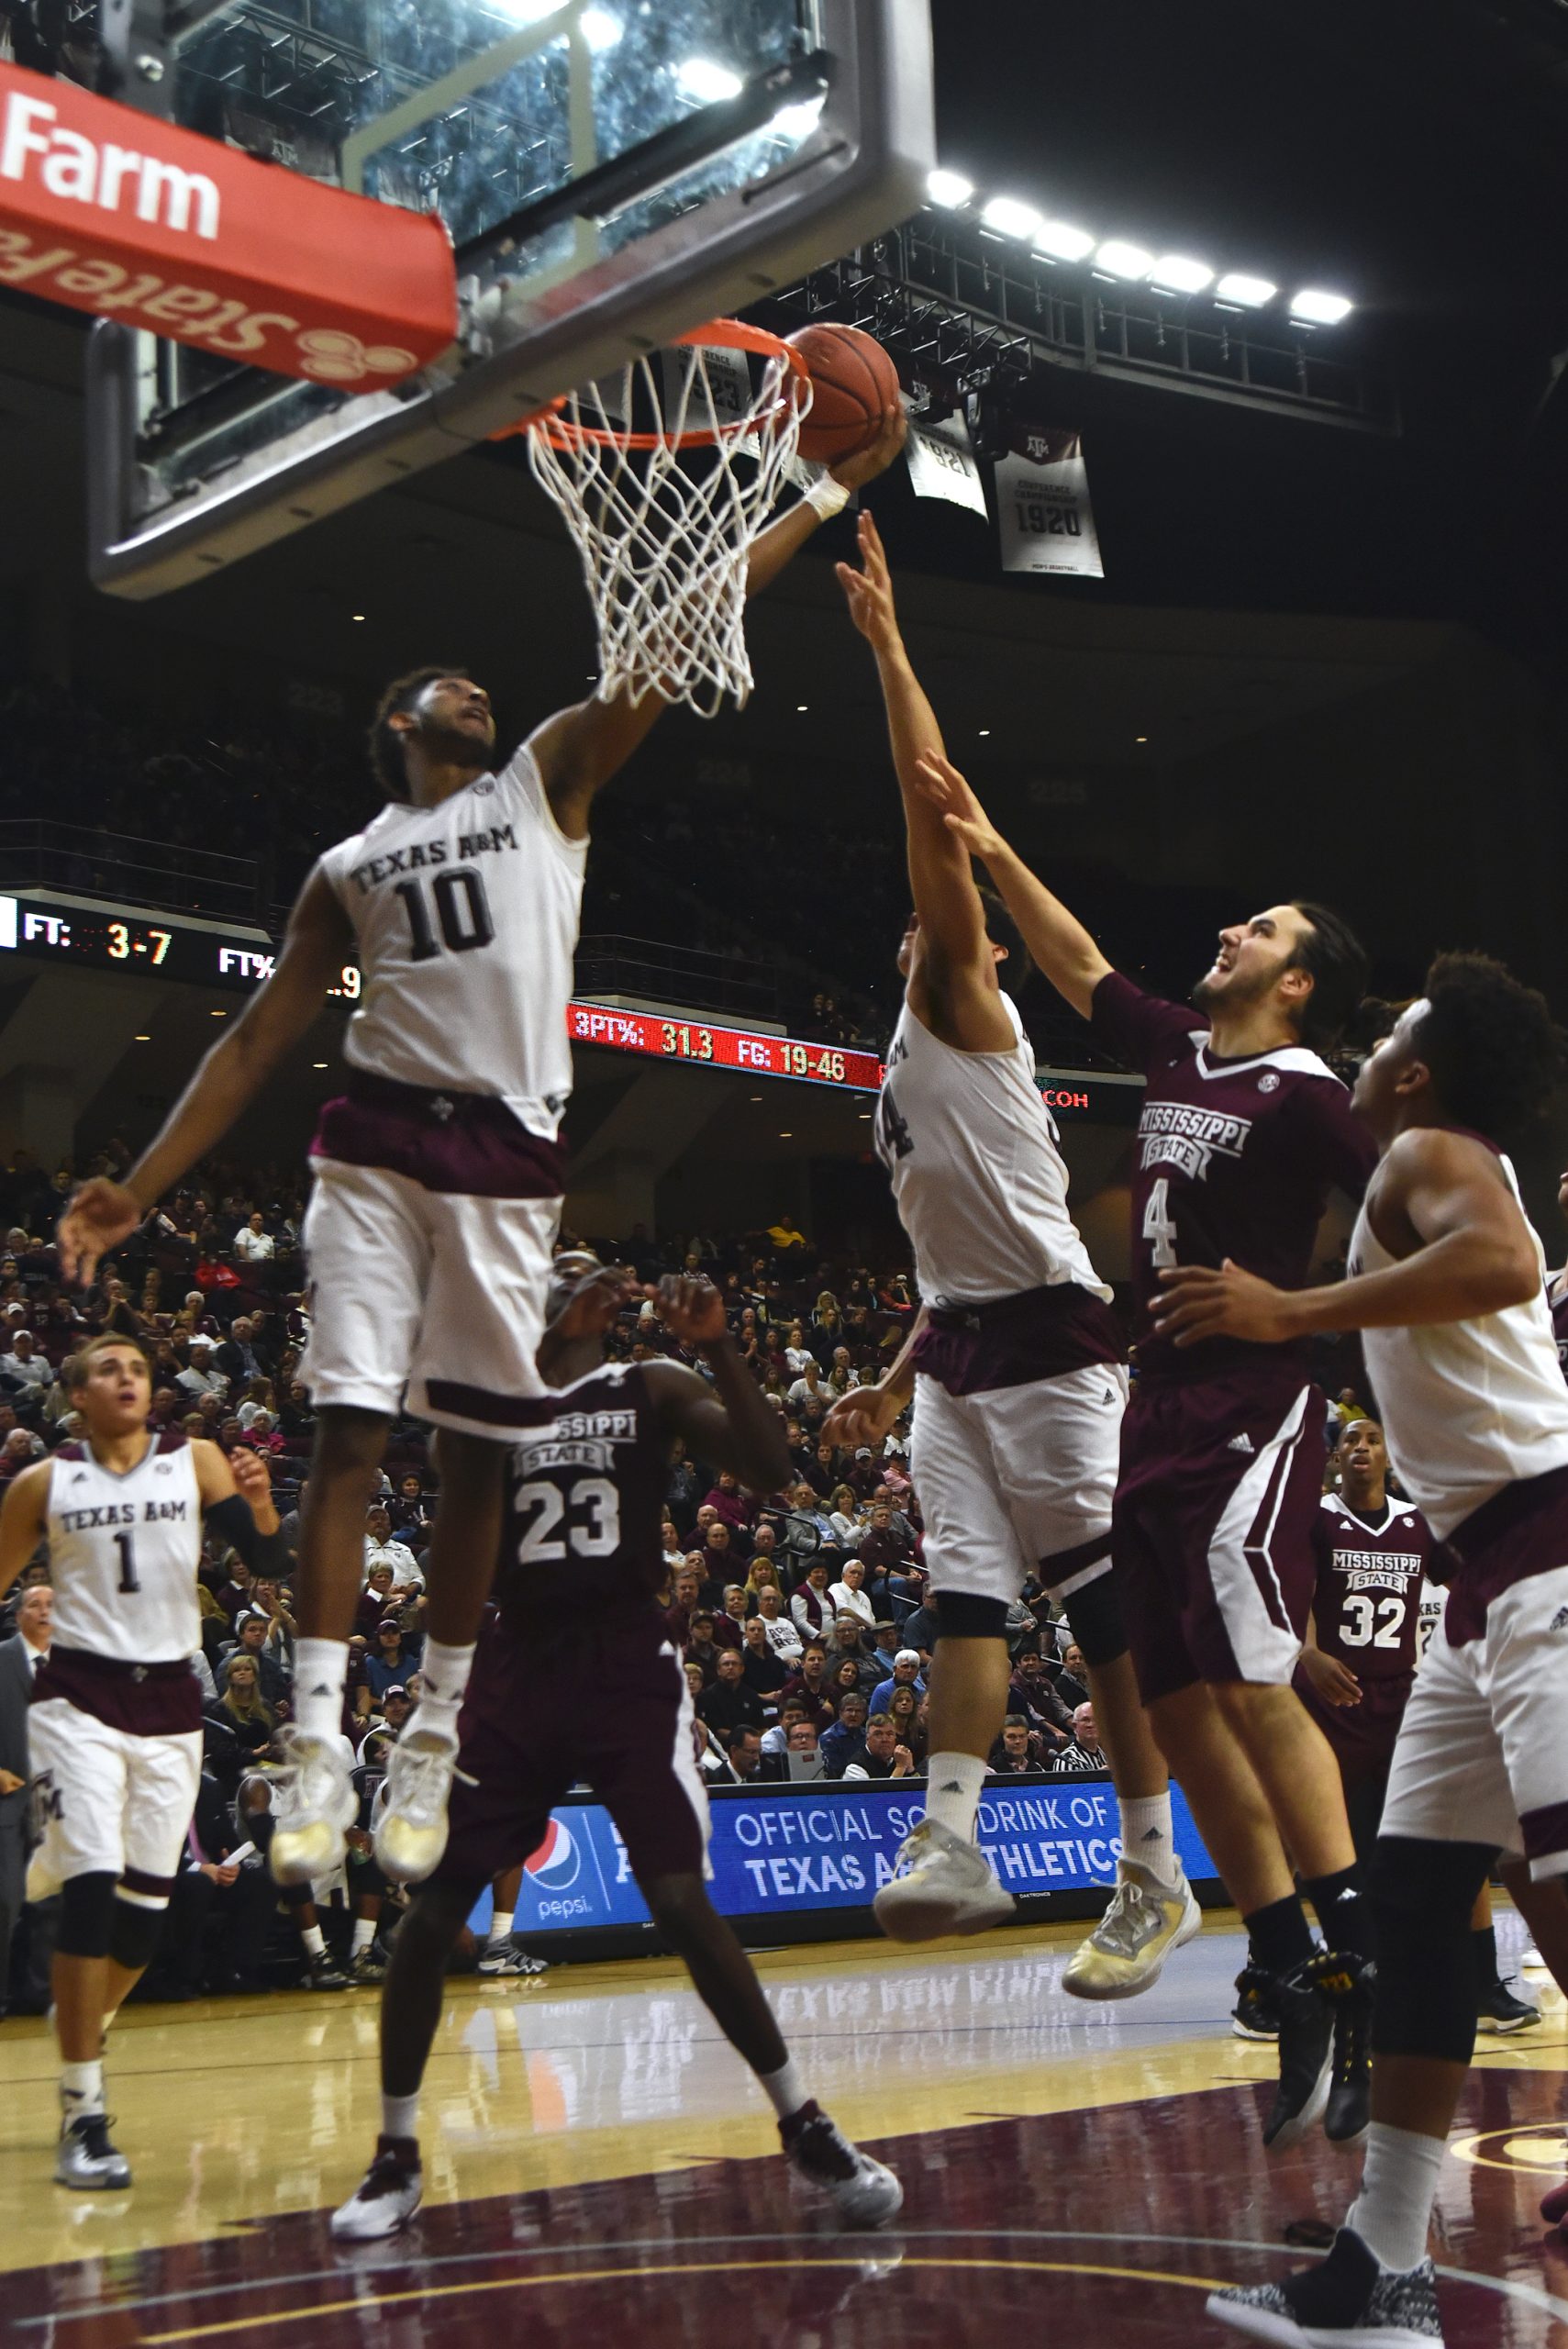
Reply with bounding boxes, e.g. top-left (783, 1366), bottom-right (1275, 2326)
top-left (526, 338), bottom-right (808, 718)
